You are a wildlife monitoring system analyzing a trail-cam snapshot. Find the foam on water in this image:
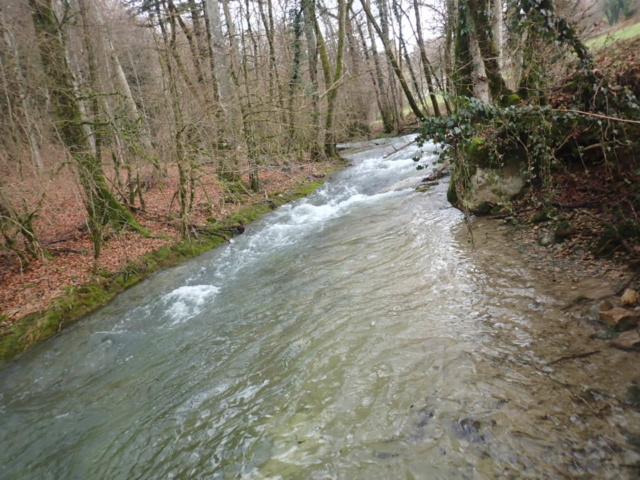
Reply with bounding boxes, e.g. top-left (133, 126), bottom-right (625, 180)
top-left (163, 285), bottom-right (220, 324)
